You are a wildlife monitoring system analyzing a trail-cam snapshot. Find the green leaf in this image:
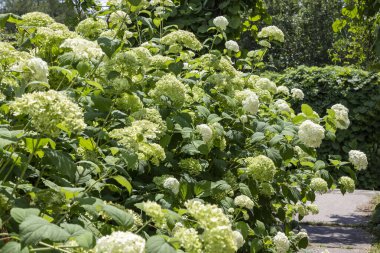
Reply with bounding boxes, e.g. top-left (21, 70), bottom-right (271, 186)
top-left (20, 216), bottom-right (70, 245)
top-left (301, 104), bottom-right (314, 117)
top-left (146, 236), bottom-right (176, 253)
top-left (0, 13), bottom-right (21, 28)
top-left (254, 220), bottom-right (266, 235)
top-left (77, 61), bottom-right (91, 76)
top-left (103, 205), bottom-right (134, 228)
top-left (97, 37), bottom-right (121, 58)
top-left (1, 242), bottom-right (29, 253)
top-left (236, 221), bottom-right (249, 239)
top-left (332, 19), bottom-right (347, 32)
top-left (61, 223), bottom-right (95, 249)
top-left (250, 238), bottom-right (263, 253)
top-left (239, 183), bottom-right (253, 198)
top-left (10, 208), bottom-right (40, 223)
top-left (298, 236), bottom-right (308, 248)
top-left (194, 180), bottom-right (212, 197)
top-left (111, 175), bottom-right (132, 194)
top-left (250, 132), bottom-right (265, 143)
top-left (85, 80), bottom-right (104, 92)
top-left (44, 149), bottom-right (77, 181)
